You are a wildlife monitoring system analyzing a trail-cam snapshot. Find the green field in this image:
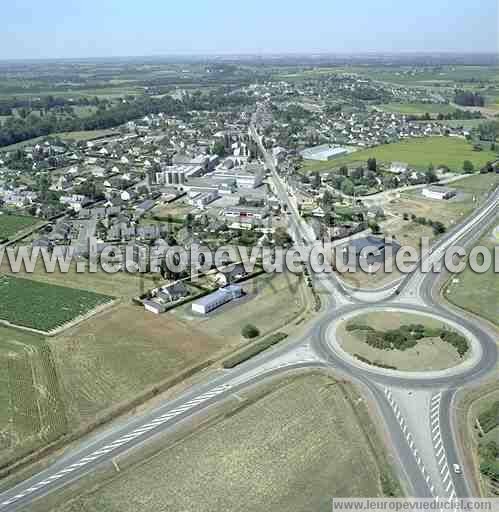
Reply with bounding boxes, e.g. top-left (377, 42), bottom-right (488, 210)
top-left (444, 223), bottom-right (499, 327)
top-left (303, 137), bottom-right (498, 173)
top-left (378, 103), bottom-right (456, 115)
top-left (0, 275), bottom-right (113, 332)
top-left (0, 326), bottom-right (68, 467)
top-left (348, 66), bottom-right (499, 85)
top-left (0, 213), bottom-right (41, 241)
